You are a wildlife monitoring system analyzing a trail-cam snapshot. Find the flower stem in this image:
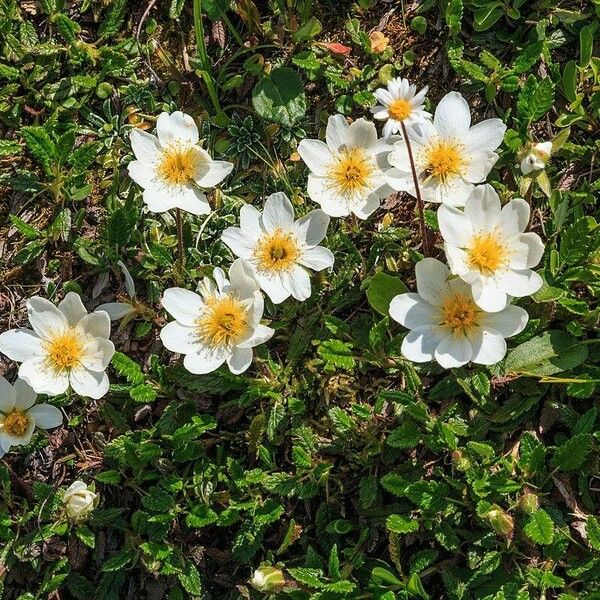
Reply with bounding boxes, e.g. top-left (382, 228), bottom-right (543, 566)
top-left (400, 121), bottom-right (432, 257)
top-left (175, 208), bottom-right (185, 284)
